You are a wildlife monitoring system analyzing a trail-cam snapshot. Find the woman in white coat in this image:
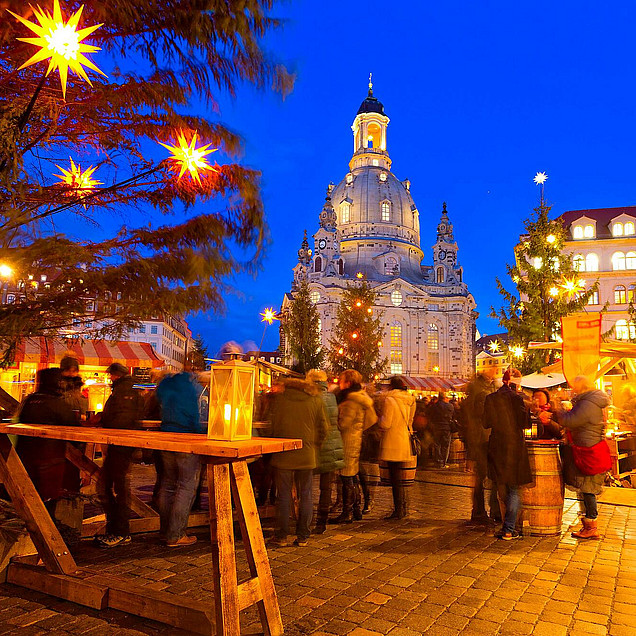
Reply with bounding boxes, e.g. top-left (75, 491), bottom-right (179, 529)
top-left (379, 376), bottom-right (416, 519)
